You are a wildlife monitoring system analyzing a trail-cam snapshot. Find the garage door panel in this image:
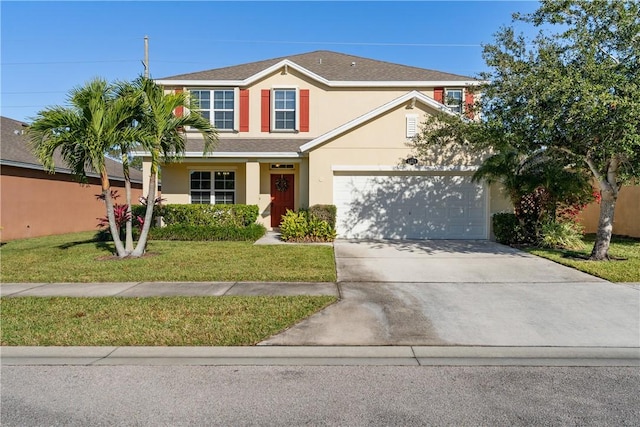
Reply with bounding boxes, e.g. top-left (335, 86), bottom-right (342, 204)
top-left (334, 174), bottom-right (487, 240)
